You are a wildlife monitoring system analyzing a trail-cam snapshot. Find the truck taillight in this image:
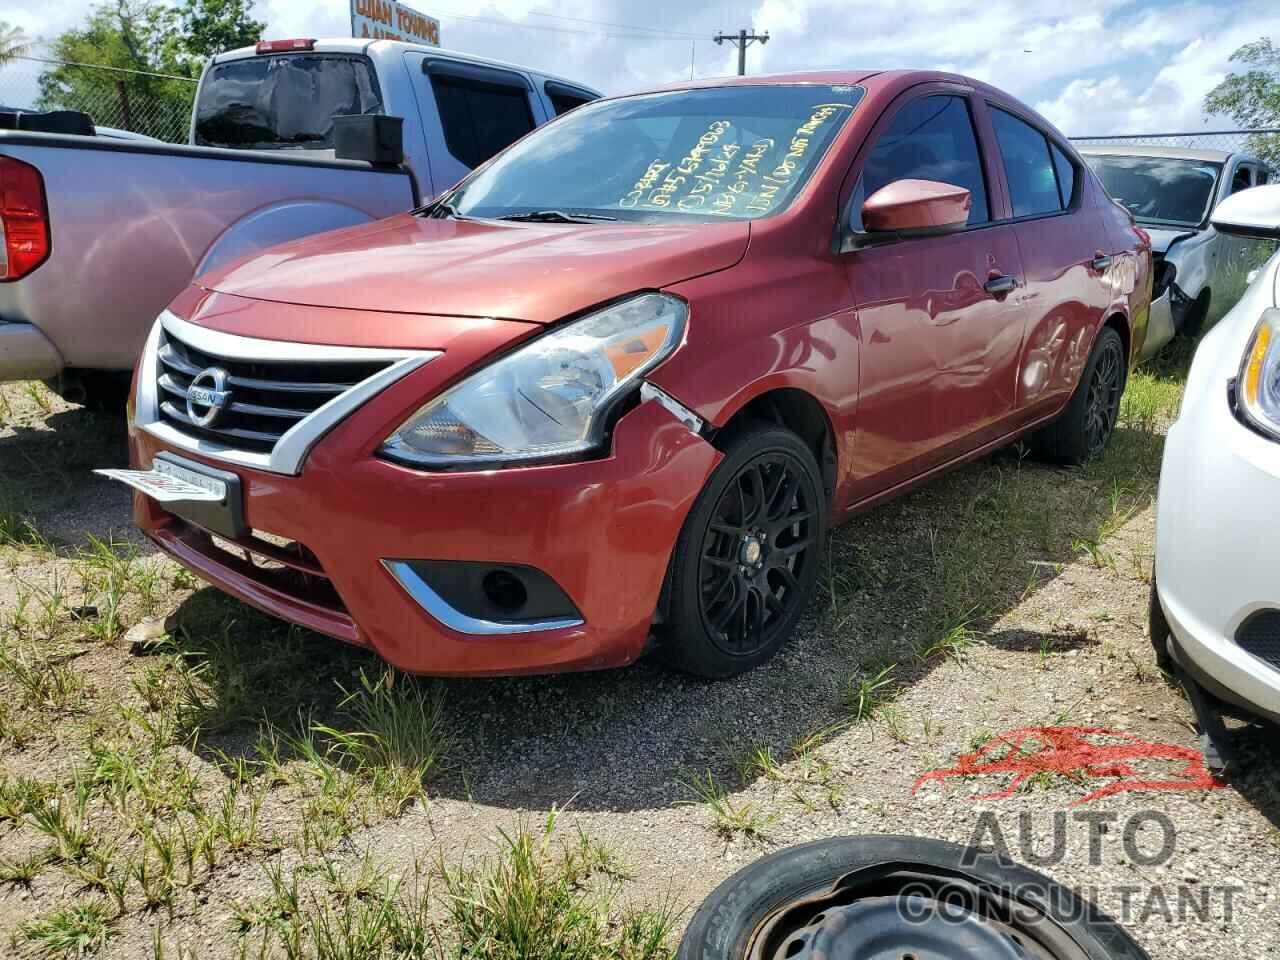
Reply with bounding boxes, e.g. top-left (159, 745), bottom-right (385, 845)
top-left (255, 38), bottom-right (315, 53)
top-left (0, 157), bottom-right (50, 281)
